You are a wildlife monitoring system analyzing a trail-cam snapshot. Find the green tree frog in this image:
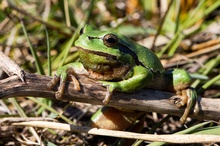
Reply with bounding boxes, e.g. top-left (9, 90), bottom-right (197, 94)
top-left (47, 25), bottom-right (198, 126)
